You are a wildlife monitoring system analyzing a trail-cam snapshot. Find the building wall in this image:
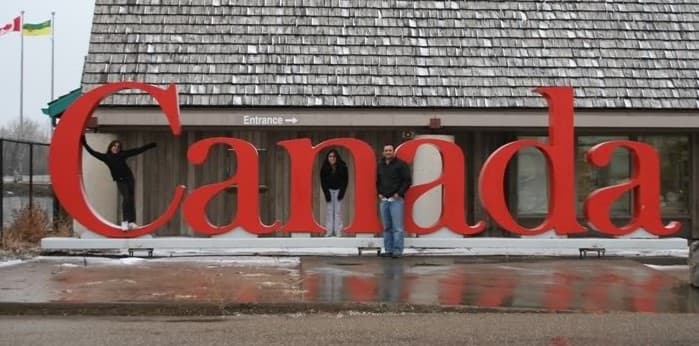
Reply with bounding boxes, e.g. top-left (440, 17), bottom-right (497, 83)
top-left (79, 133), bottom-right (118, 234)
